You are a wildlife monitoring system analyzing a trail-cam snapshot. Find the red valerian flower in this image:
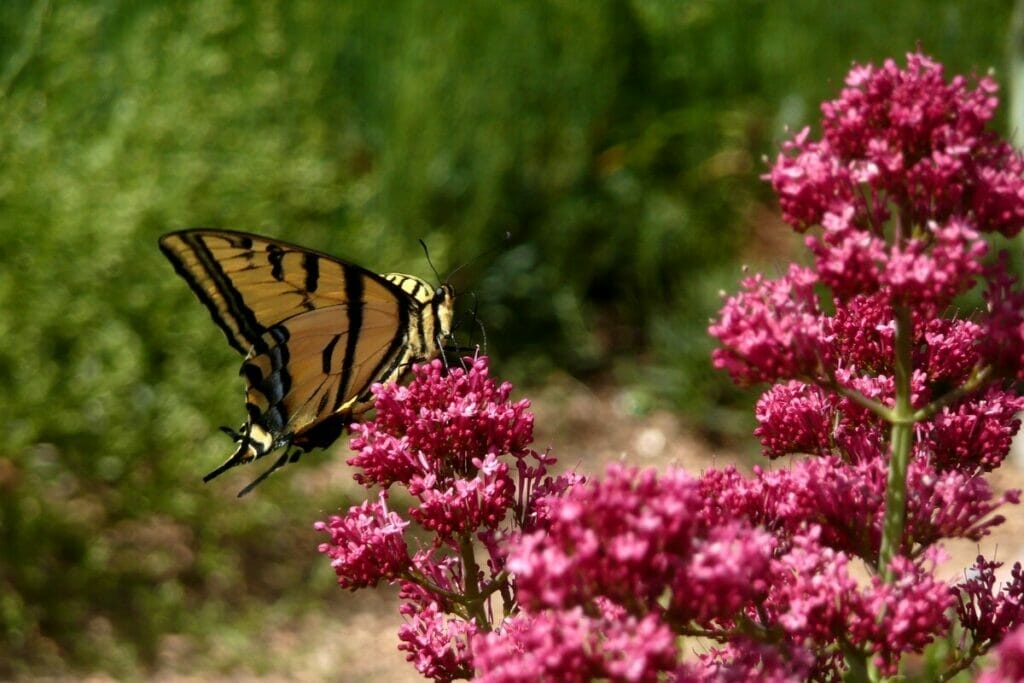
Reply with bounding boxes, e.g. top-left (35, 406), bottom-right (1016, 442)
top-left (954, 556), bottom-right (1024, 651)
top-left (508, 465), bottom-right (703, 611)
top-left (918, 387), bottom-right (1024, 473)
top-left (770, 52), bottom-right (1022, 236)
top-left (398, 600), bottom-right (476, 681)
top-left (709, 265), bottom-right (826, 385)
top-left (847, 552), bottom-right (953, 674)
top-left (679, 638), bottom-right (815, 682)
top-left (754, 380), bottom-right (835, 458)
top-left (348, 357), bottom-right (535, 489)
top-left (472, 608), bottom-right (678, 683)
top-left (981, 258), bottom-right (1024, 379)
top-left (314, 492), bottom-right (410, 589)
top-left (317, 52), bottom-right (1024, 682)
